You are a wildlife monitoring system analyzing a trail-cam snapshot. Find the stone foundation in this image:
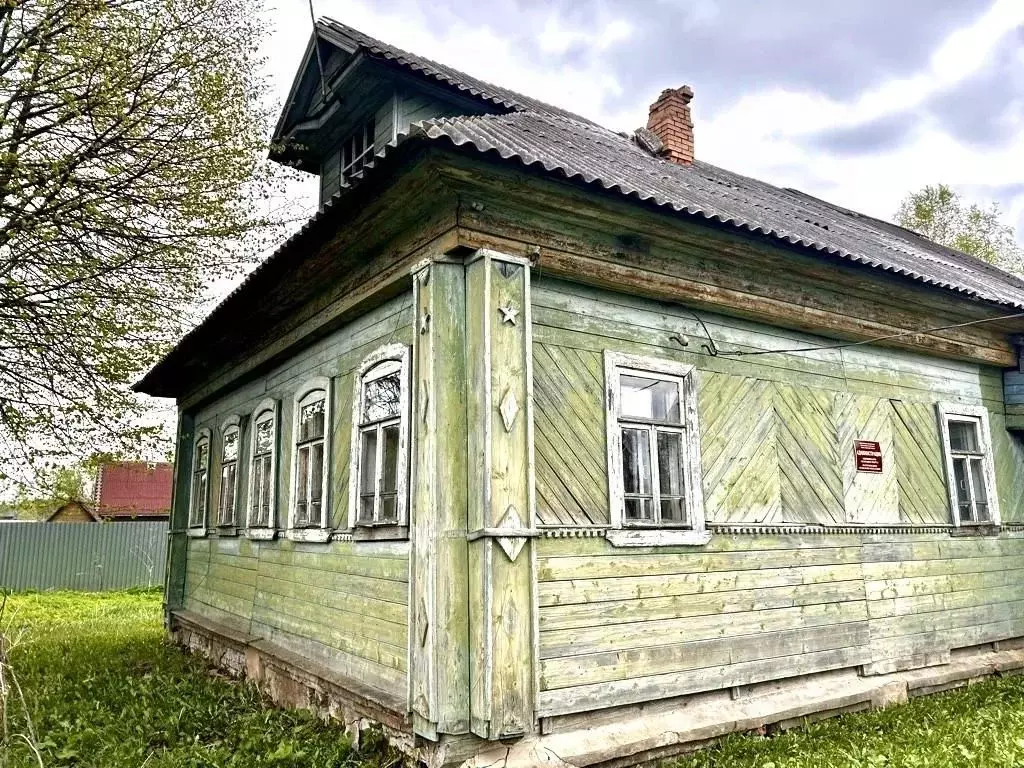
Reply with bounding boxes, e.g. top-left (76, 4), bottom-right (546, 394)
top-left (170, 610), bottom-right (1024, 767)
